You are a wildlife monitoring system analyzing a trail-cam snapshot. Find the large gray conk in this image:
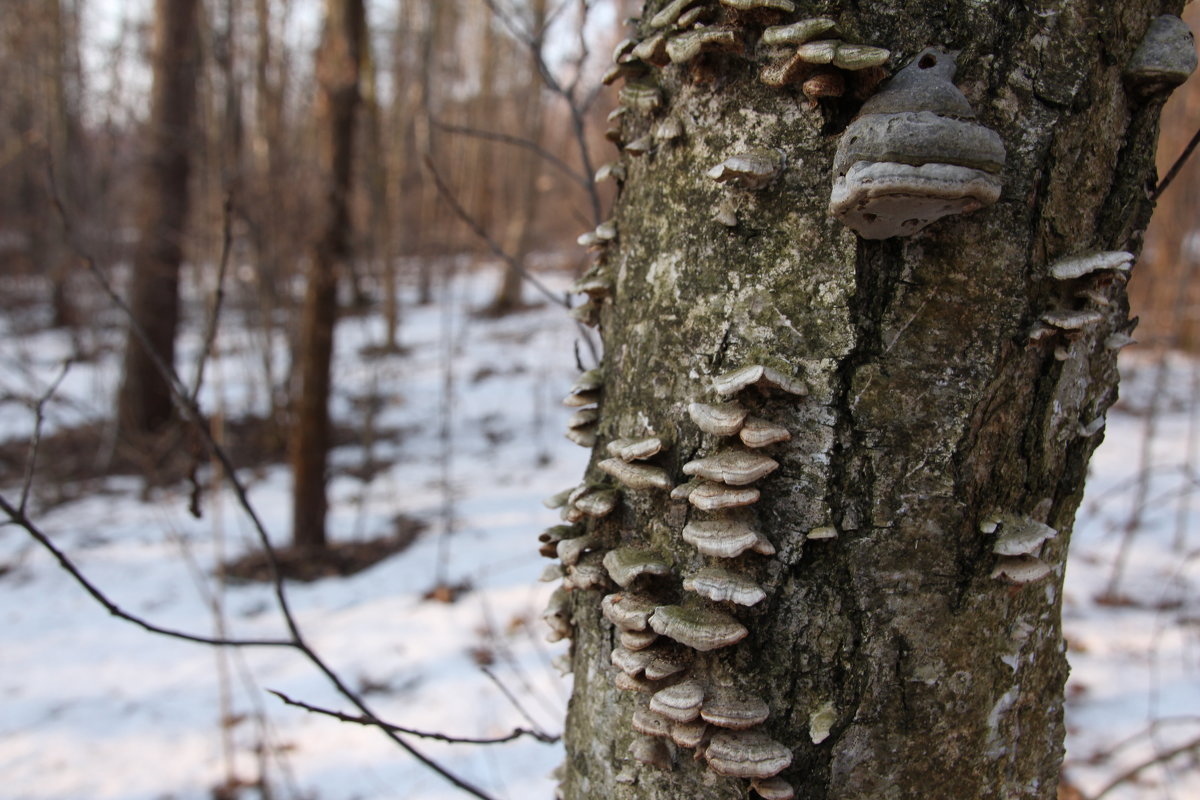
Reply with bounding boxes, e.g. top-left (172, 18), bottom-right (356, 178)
top-left (829, 48), bottom-right (1006, 240)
